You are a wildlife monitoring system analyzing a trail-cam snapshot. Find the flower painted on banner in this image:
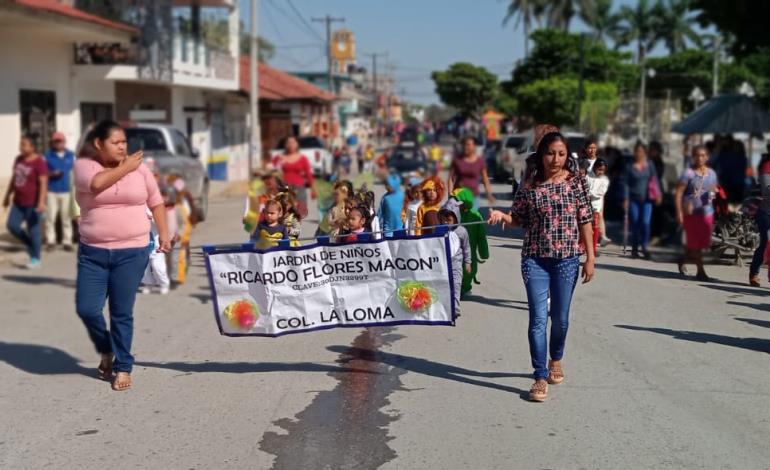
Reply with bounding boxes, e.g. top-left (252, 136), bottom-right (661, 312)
top-left (397, 281), bottom-right (438, 313)
top-left (223, 299), bottom-right (259, 331)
